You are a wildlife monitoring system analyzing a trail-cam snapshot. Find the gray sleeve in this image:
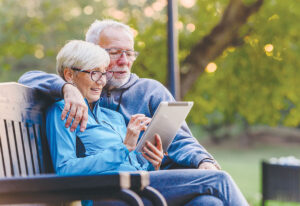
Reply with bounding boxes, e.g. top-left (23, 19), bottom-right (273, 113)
top-left (18, 70), bottom-right (65, 99)
top-left (148, 81), bottom-right (217, 168)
